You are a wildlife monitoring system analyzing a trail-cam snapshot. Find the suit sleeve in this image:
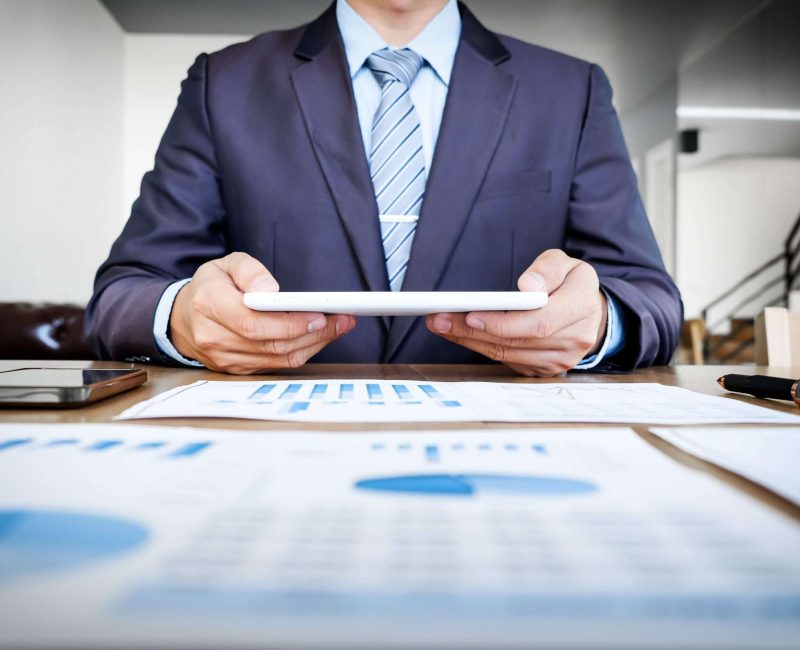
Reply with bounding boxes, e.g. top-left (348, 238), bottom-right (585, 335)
top-left (565, 63), bottom-right (683, 370)
top-left (85, 54), bottom-right (227, 362)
